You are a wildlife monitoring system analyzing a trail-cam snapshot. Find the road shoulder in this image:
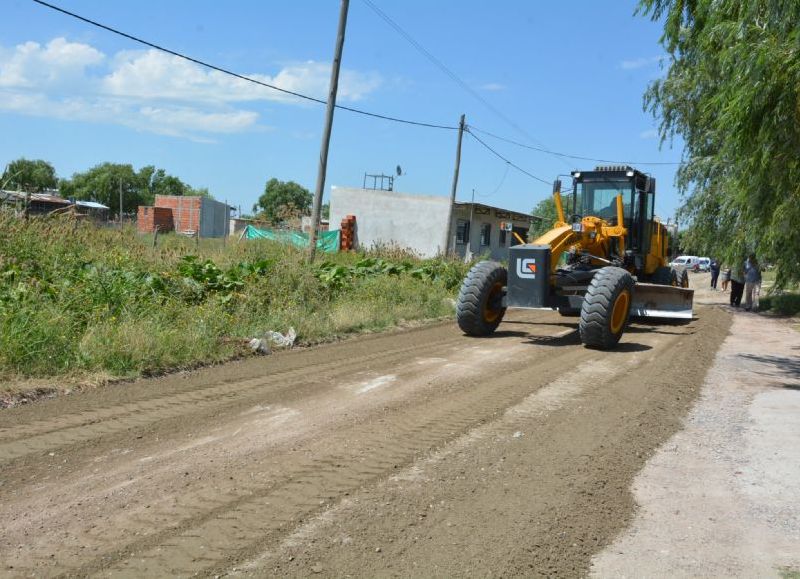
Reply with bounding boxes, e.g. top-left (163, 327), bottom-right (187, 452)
top-left (592, 299), bottom-right (800, 577)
